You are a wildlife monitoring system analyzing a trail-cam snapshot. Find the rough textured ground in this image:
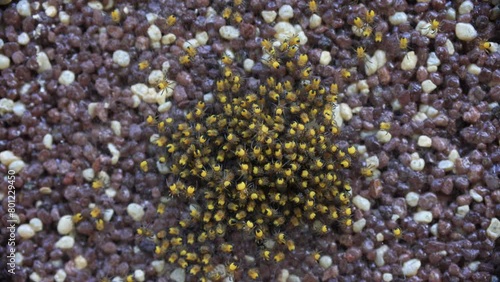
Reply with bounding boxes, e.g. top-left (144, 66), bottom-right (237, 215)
top-left (0, 0), bottom-right (499, 281)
